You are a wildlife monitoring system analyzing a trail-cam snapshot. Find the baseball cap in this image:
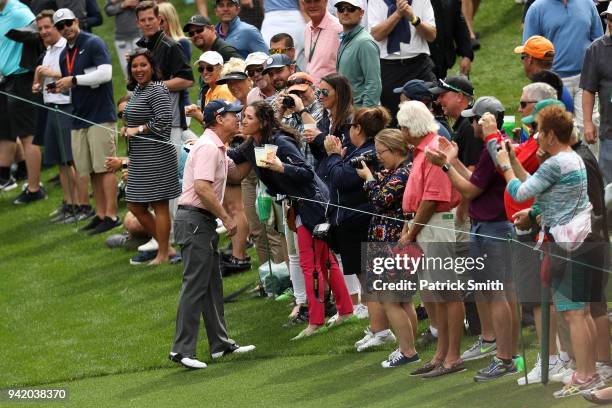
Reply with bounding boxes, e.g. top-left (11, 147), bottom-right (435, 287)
top-left (216, 0), bottom-right (240, 4)
top-left (216, 71), bottom-right (249, 84)
top-left (393, 79), bottom-right (433, 101)
top-left (244, 52), bottom-right (269, 68)
top-left (53, 8), bottom-right (76, 25)
top-left (262, 54), bottom-right (292, 74)
top-left (601, 2), bottom-right (612, 16)
top-left (521, 98), bottom-right (565, 125)
top-left (203, 99), bottom-right (242, 125)
top-left (196, 51), bottom-right (224, 67)
top-left (514, 35), bottom-right (555, 61)
top-left (429, 75), bottom-right (474, 97)
top-left (183, 15), bottom-right (211, 32)
top-left (335, 0), bottom-right (363, 9)
top-left (287, 72), bottom-right (315, 93)
top-left (461, 96), bottom-right (505, 118)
